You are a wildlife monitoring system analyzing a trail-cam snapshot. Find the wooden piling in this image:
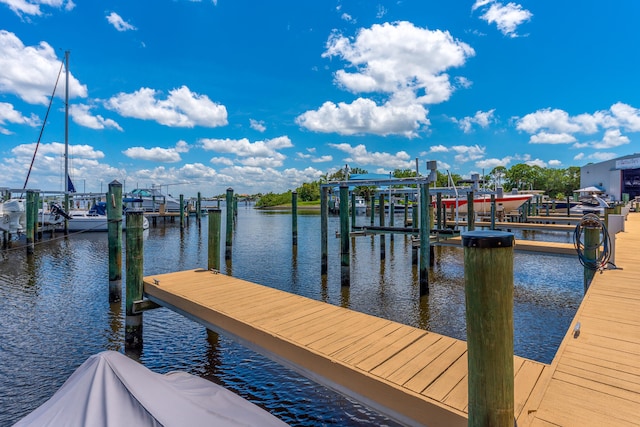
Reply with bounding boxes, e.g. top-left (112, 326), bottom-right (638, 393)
top-left (179, 194), bottom-right (185, 229)
top-left (389, 202), bottom-right (395, 242)
top-left (490, 194), bottom-right (496, 230)
top-left (404, 194), bottom-right (409, 227)
top-left (292, 191), bottom-right (298, 246)
top-left (26, 190), bottom-right (35, 255)
top-left (208, 208), bottom-right (221, 272)
top-left (225, 188), bottom-right (233, 260)
top-left (196, 192), bottom-right (202, 221)
top-left (419, 184), bottom-right (429, 295)
top-left (462, 230), bottom-right (515, 427)
top-left (321, 186), bottom-right (328, 275)
top-left (107, 181), bottom-right (123, 302)
top-left (467, 191), bottom-right (475, 231)
top-left (370, 196), bottom-right (375, 226)
top-left (583, 226), bottom-right (600, 292)
top-left (379, 193), bottom-right (386, 260)
top-left (340, 184), bottom-right (350, 286)
top-left (350, 192), bottom-right (356, 231)
top-left (125, 209), bottom-right (144, 349)
top-left (33, 191), bottom-right (40, 240)
top-left (436, 192), bottom-right (442, 230)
